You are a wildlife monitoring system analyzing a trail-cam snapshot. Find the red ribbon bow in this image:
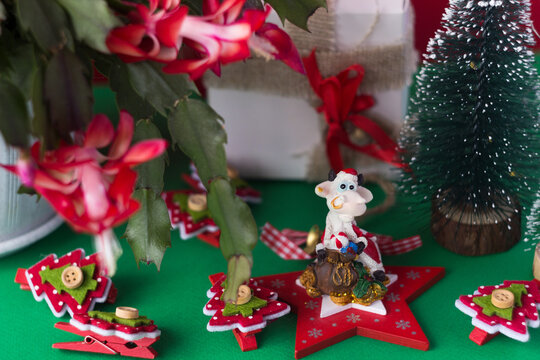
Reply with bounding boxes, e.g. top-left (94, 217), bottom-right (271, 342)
top-left (303, 50), bottom-right (407, 171)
